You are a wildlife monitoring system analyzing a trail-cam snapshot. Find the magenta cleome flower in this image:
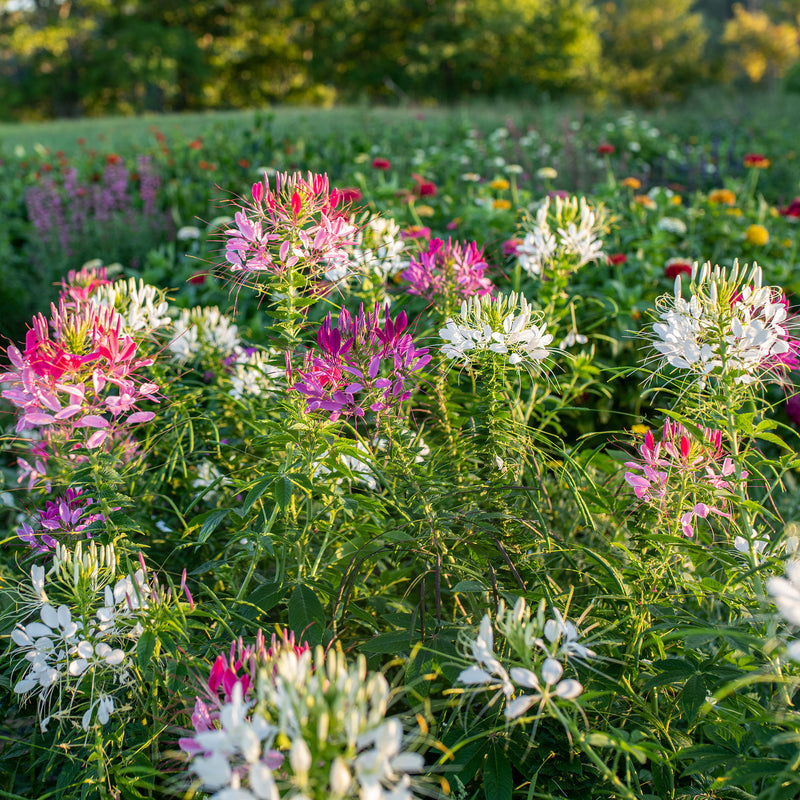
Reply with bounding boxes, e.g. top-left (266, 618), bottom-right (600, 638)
top-left (223, 171), bottom-right (358, 285)
top-left (16, 487), bottom-right (105, 554)
top-left (291, 302), bottom-right (430, 421)
top-left (402, 237), bottom-right (494, 309)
